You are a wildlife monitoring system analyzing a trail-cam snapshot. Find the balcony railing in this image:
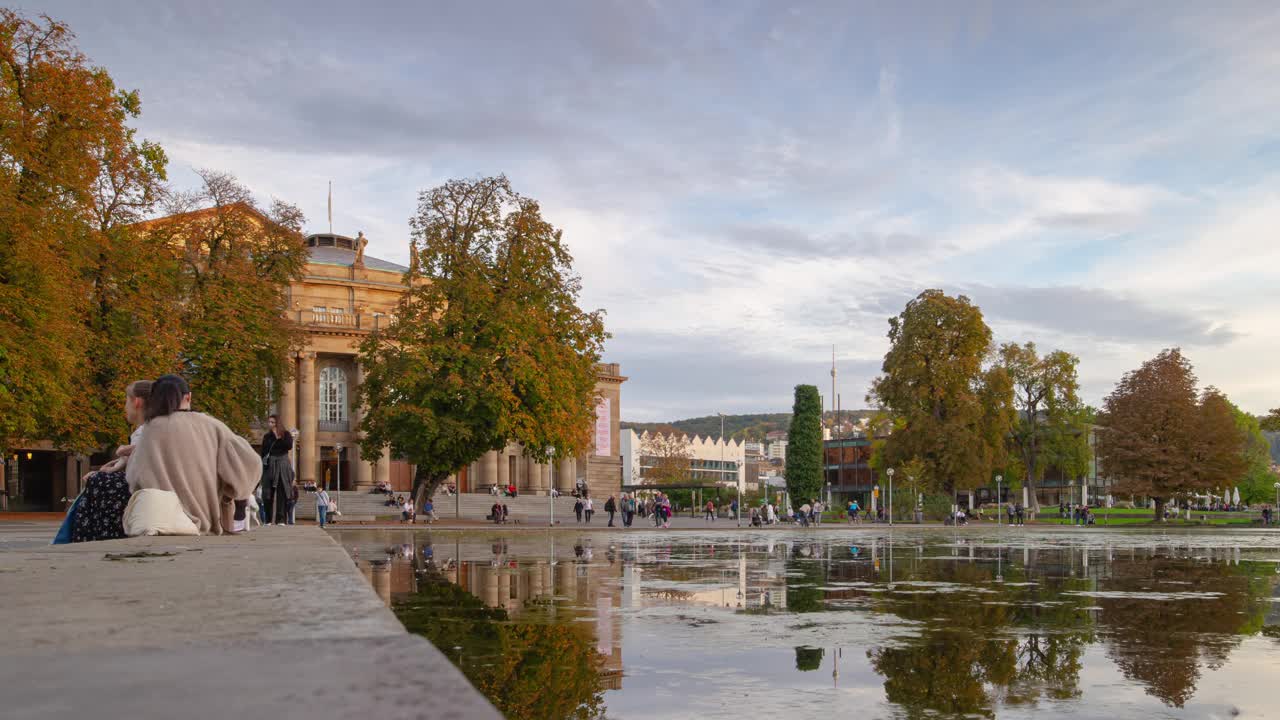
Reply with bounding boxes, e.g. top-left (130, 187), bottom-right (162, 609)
top-left (293, 310), bottom-right (391, 331)
top-left (318, 420), bottom-right (350, 433)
